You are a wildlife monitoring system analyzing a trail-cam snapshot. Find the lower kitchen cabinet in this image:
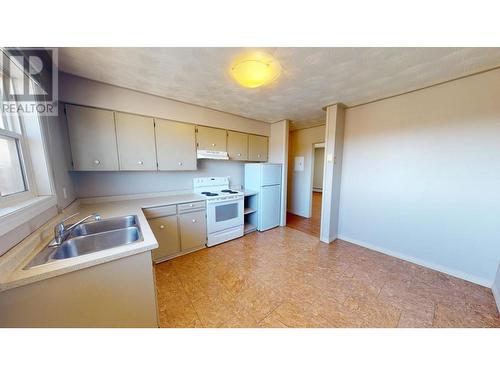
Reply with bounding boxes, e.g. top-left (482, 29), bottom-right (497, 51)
top-left (179, 210), bottom-right (207, 251)
top-left (145, 201), bottom-right (207, 263)
top-left (0, 251), bottom-right (158, 327)
top-left (149, 216), bottom-right (180, 260)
